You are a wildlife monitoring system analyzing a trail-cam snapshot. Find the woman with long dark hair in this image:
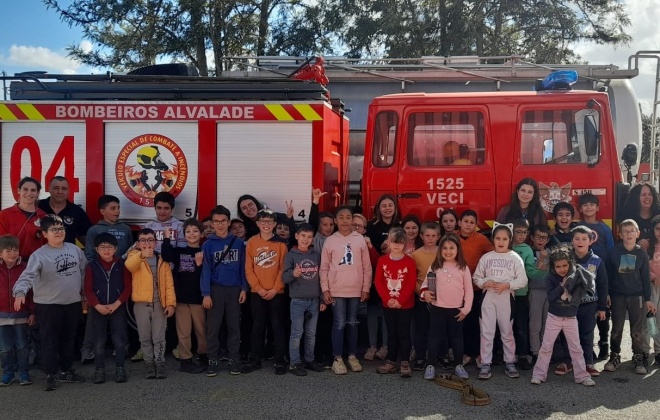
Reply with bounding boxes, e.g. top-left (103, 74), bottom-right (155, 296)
top-left (620, 183), bottom-right (660, 250)
top-left (496, 178), bottom-right (547, 229)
